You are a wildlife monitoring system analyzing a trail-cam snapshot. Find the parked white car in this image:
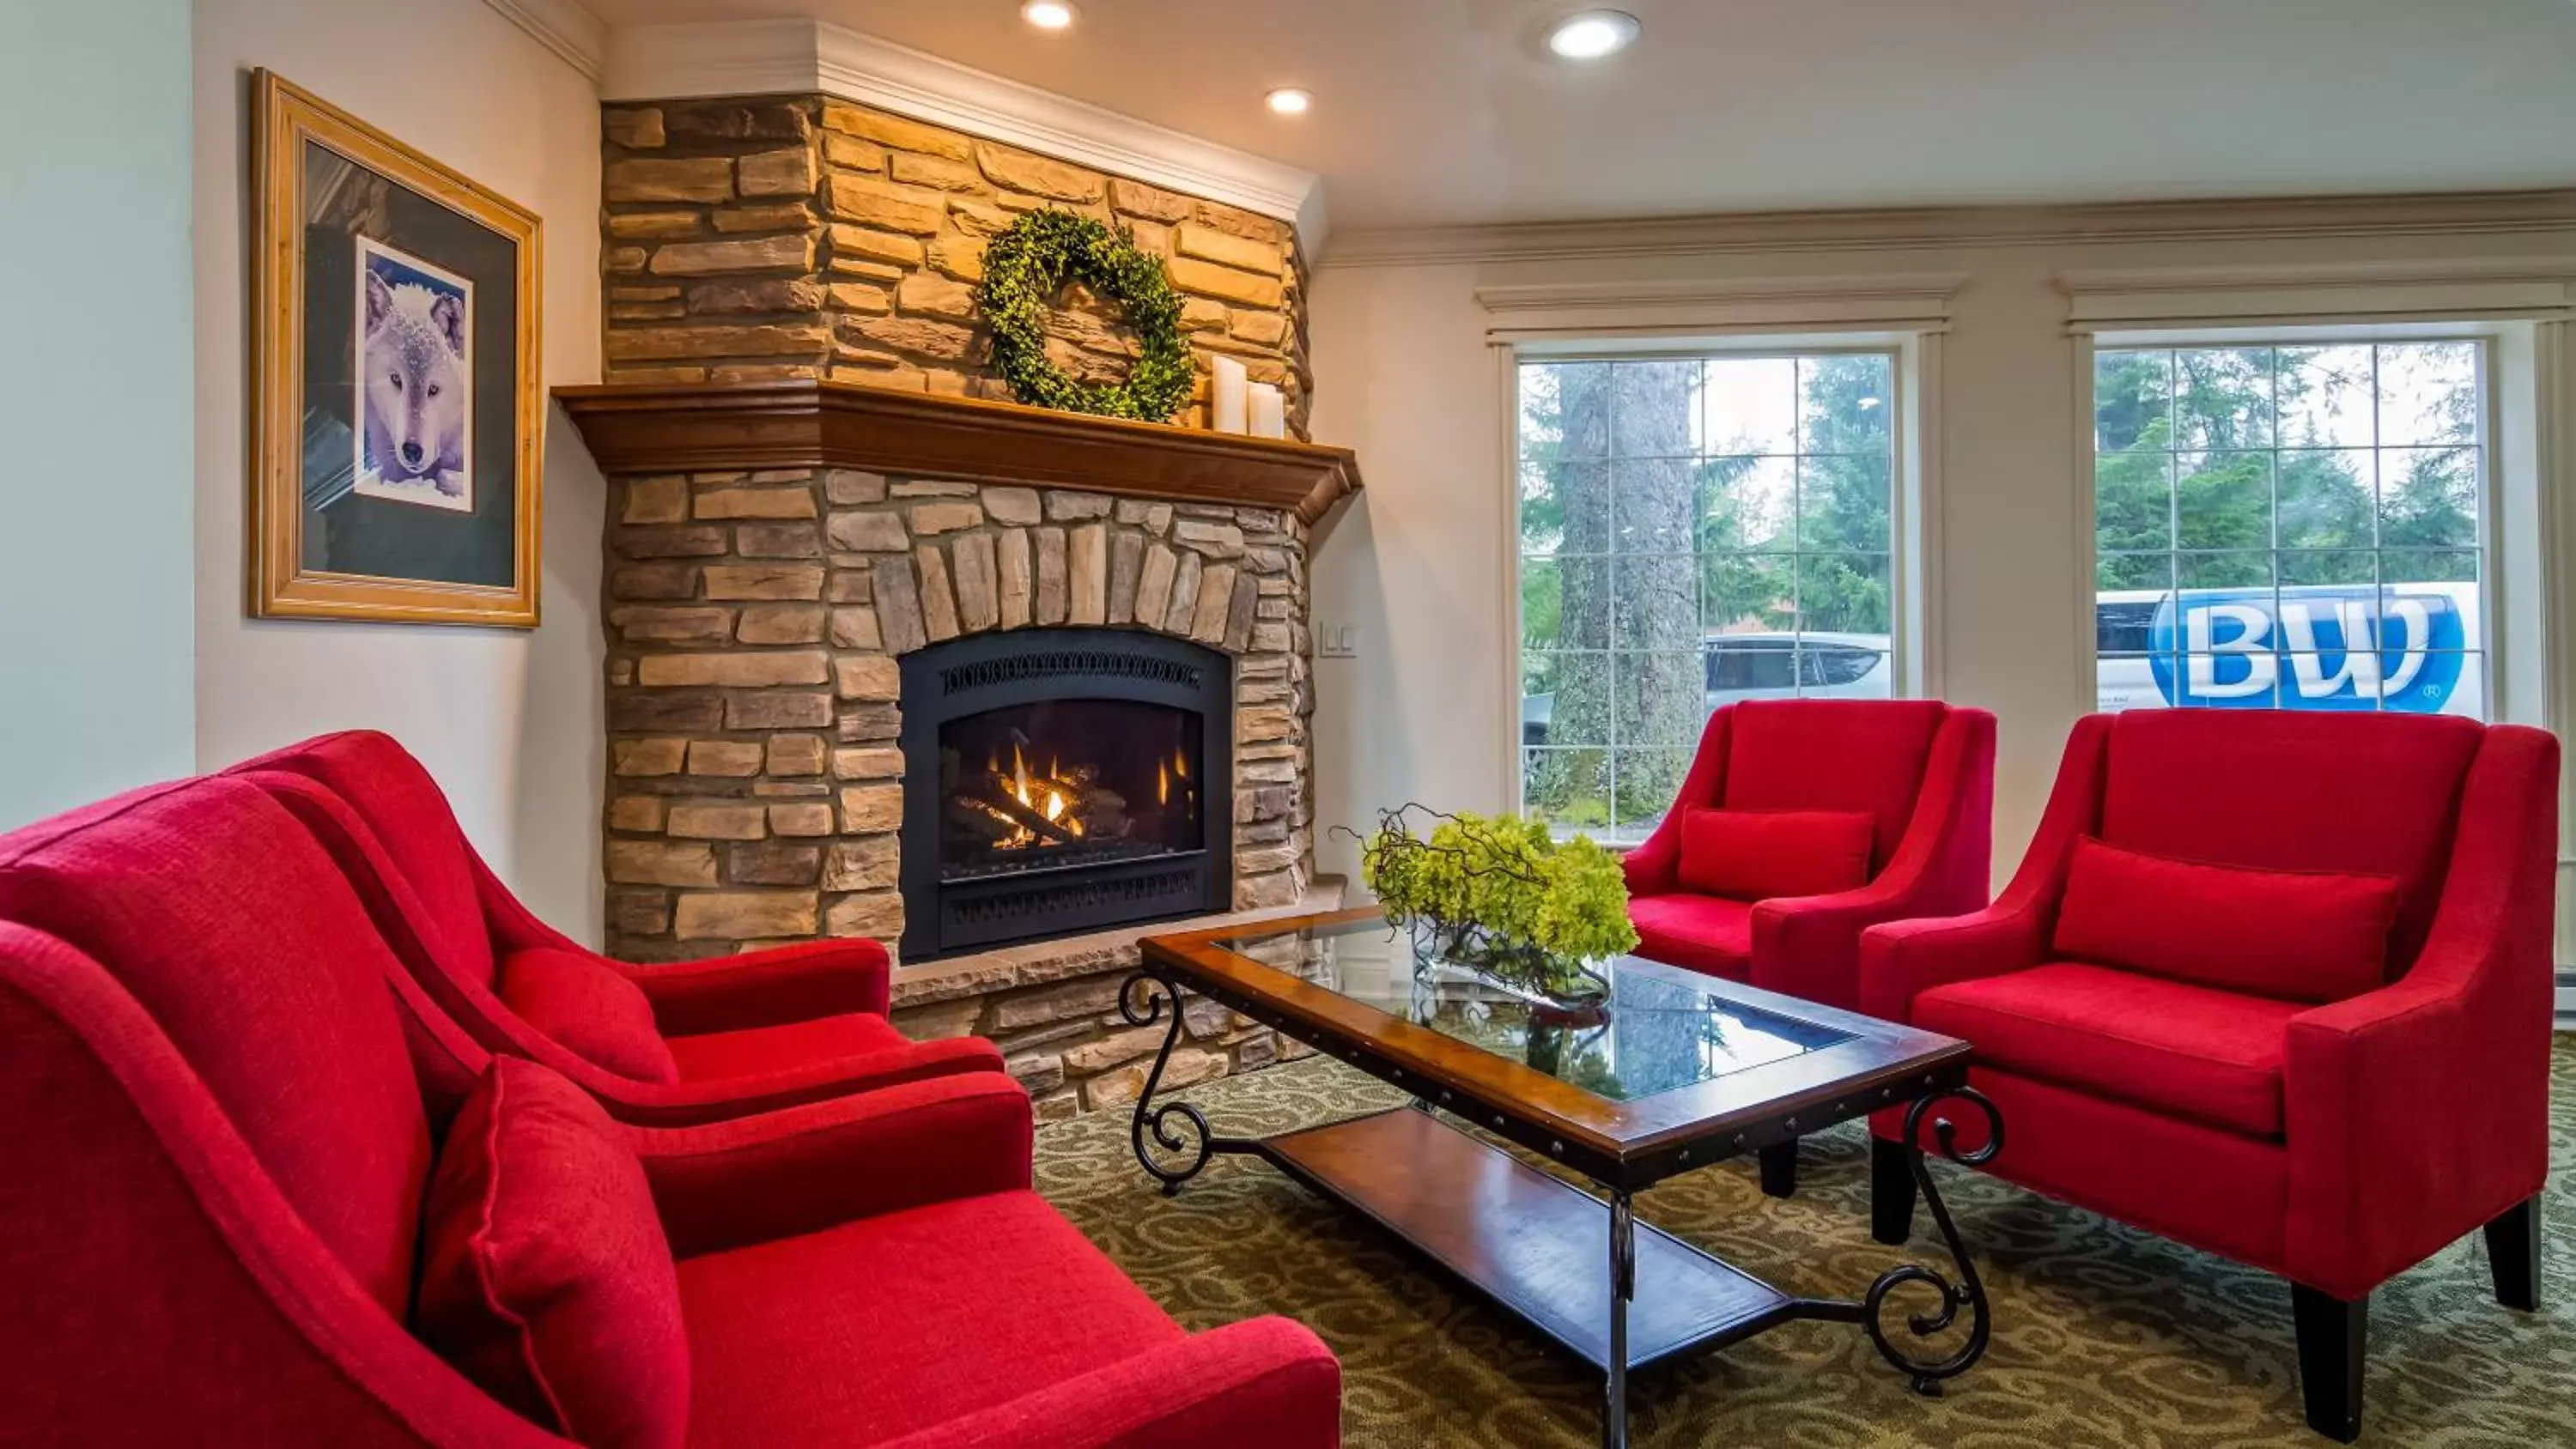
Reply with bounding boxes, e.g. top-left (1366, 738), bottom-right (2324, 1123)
top-left (1522, 632), bottom-right (1891, 745)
